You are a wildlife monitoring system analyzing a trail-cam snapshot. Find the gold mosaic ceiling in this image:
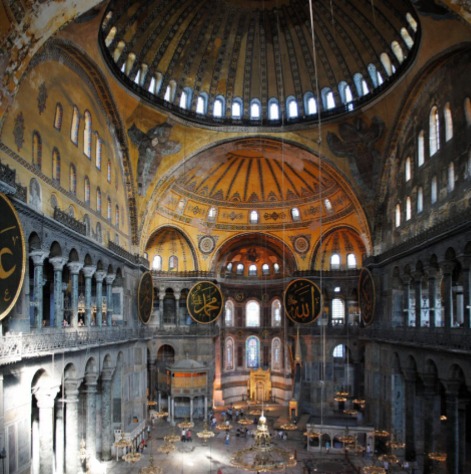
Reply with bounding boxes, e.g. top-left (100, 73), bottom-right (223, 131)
top-left (100, 0), bottom-right (418, 125)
